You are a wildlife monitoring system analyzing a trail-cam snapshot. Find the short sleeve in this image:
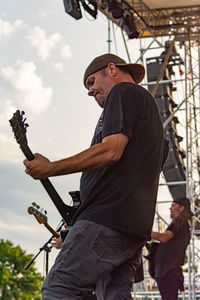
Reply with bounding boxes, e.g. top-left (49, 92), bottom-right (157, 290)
top-left (167, 223), bottom-right (177, 236)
